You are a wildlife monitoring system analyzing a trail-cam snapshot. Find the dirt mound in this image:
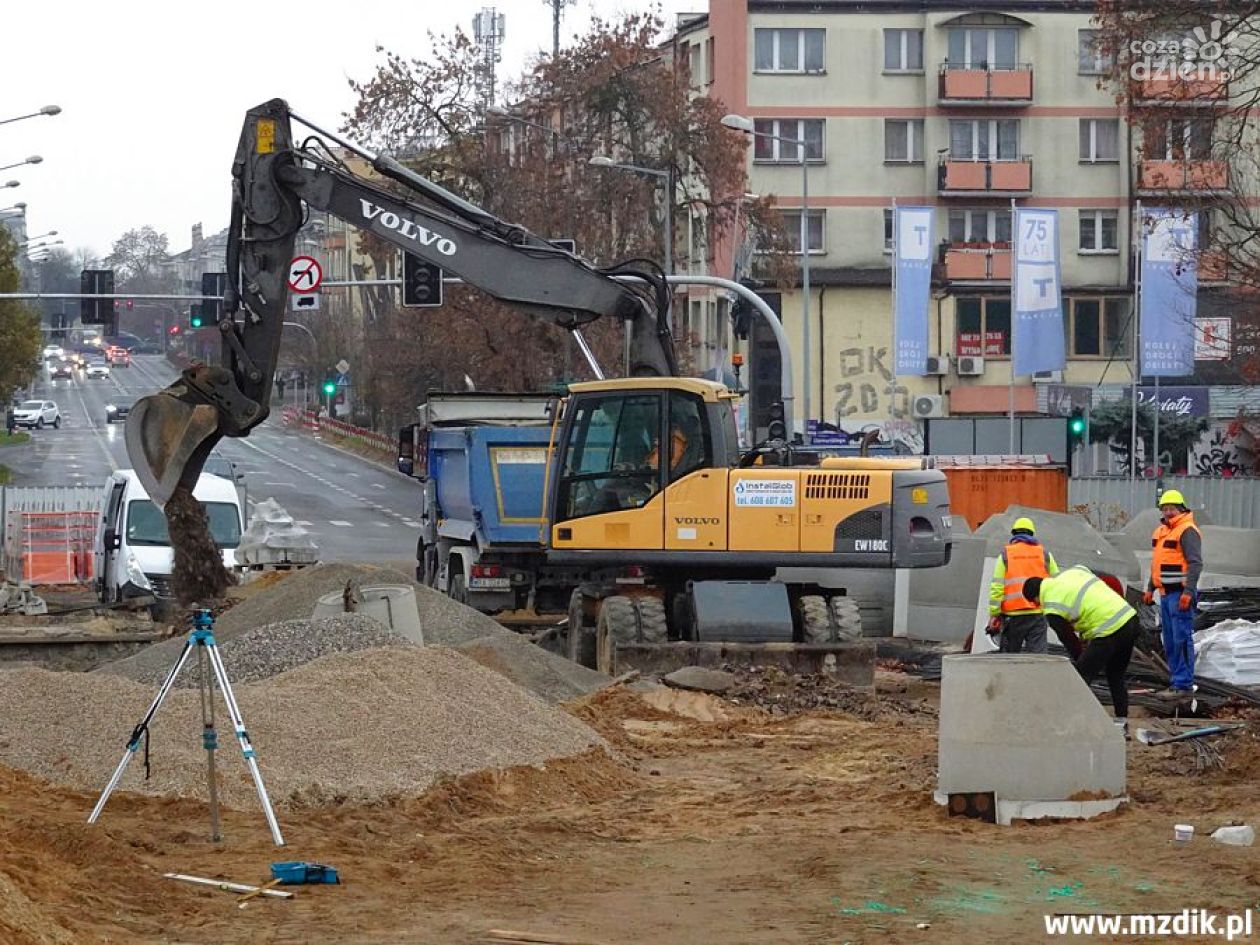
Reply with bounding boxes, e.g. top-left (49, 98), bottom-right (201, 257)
top-left (1, 647), bottom-right (603, 809)
top-left (724, 666), bottom-right (938, 722)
